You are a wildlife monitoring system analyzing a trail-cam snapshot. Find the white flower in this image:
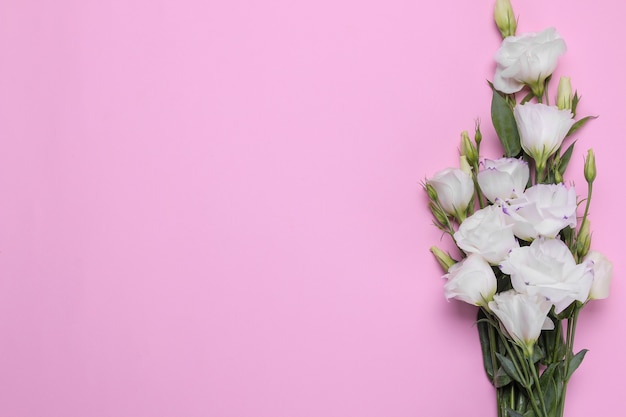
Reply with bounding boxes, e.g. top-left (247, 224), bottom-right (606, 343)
top-left (494, 28), bottom-right (566, 95)
top-left (513, 103), bottom-right (575, 170)
top-left (444, 254), bottom-right (497, 307)
top-left (454, 205), bottom-right (519, 265)
top-left (427, 168), bottom-right (474, 218)
top-left (584, 251), bottom-right (613, 300)
top-left (503, 183), bottom-right (577, 241)
top-left (477, 158), bottom-right (529, 204)
top-left (500, 238), bottom-right (593, 314)
top-left (488, 290), bottom-right (554, 353)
